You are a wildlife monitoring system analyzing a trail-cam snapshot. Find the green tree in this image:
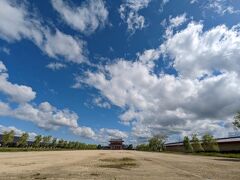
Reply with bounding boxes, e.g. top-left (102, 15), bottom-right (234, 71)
top-left (17, 133), bottom-right (29, 147)
top-left (51, 138), bottom-right (57, 148)
top-left (33, 135), bottom-right (42, 148)
top-left (233, 112), bottom-right (240, 129)
top-left (127, 144), bottom-right (133, 150)
top-left (136, 144), bottom-right (149, 151)
top-left (202, 133), bottom-right (219, 152)
top-left (97, 144), bottom-right (102, 149)
top-left (183, 136), bottom-right (193, 153)
top-left (67, 141), bottom-right (75, 149)
top-left (148, 135), bottom-right (166, 152)
top-left (2, 130), bottom-right (15, 147)
top-left (191, 134), bottom-right (204, 152)
top-left (42, 136), bottom-right (52, 148)
top-left (57, 139), bottom-right (64, 148)
top-left (63, 140), bottom-right (68, 149)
